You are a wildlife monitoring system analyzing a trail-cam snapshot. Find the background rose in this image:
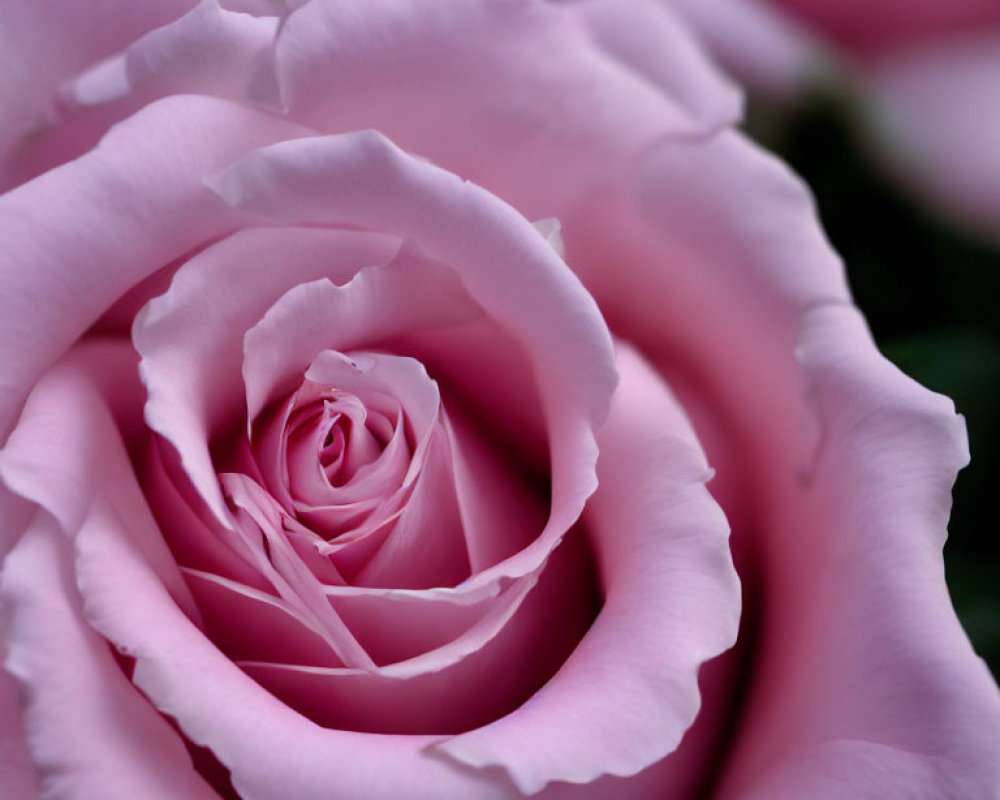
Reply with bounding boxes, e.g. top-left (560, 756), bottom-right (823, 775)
top-left (663, 0), bottom-right (1000, 246)
top-left (2, 2), bottom-right (999, 800)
